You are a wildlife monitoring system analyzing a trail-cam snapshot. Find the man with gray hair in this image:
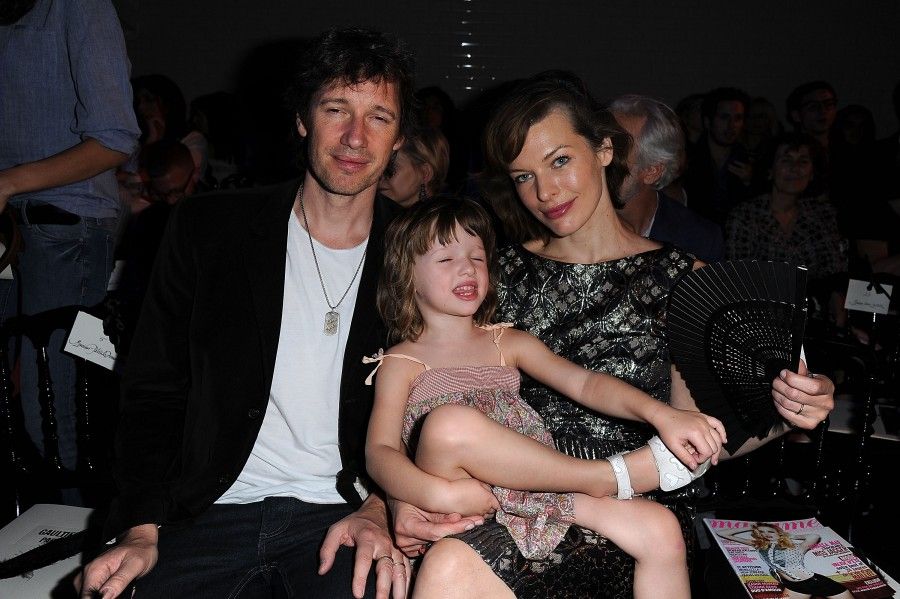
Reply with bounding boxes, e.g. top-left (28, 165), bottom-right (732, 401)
top-left (610, 94), bottom-right (725, 262)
